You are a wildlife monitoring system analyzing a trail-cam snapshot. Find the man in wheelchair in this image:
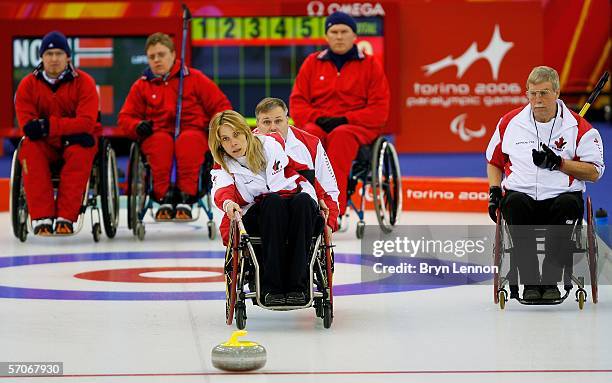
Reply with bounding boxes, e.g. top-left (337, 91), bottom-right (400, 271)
top-left (254, 97), bottom-right (339, 233)
top-left (289, 11), bottom-right (390, 224)
top-left (486, 66), bottom-right (605, 300)
top-left (14, 30), bottom-right (100, 235)
top-left (209, 110), bottom-right (321, 306)
top-left (119, 32), bottom-right (231, 221)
